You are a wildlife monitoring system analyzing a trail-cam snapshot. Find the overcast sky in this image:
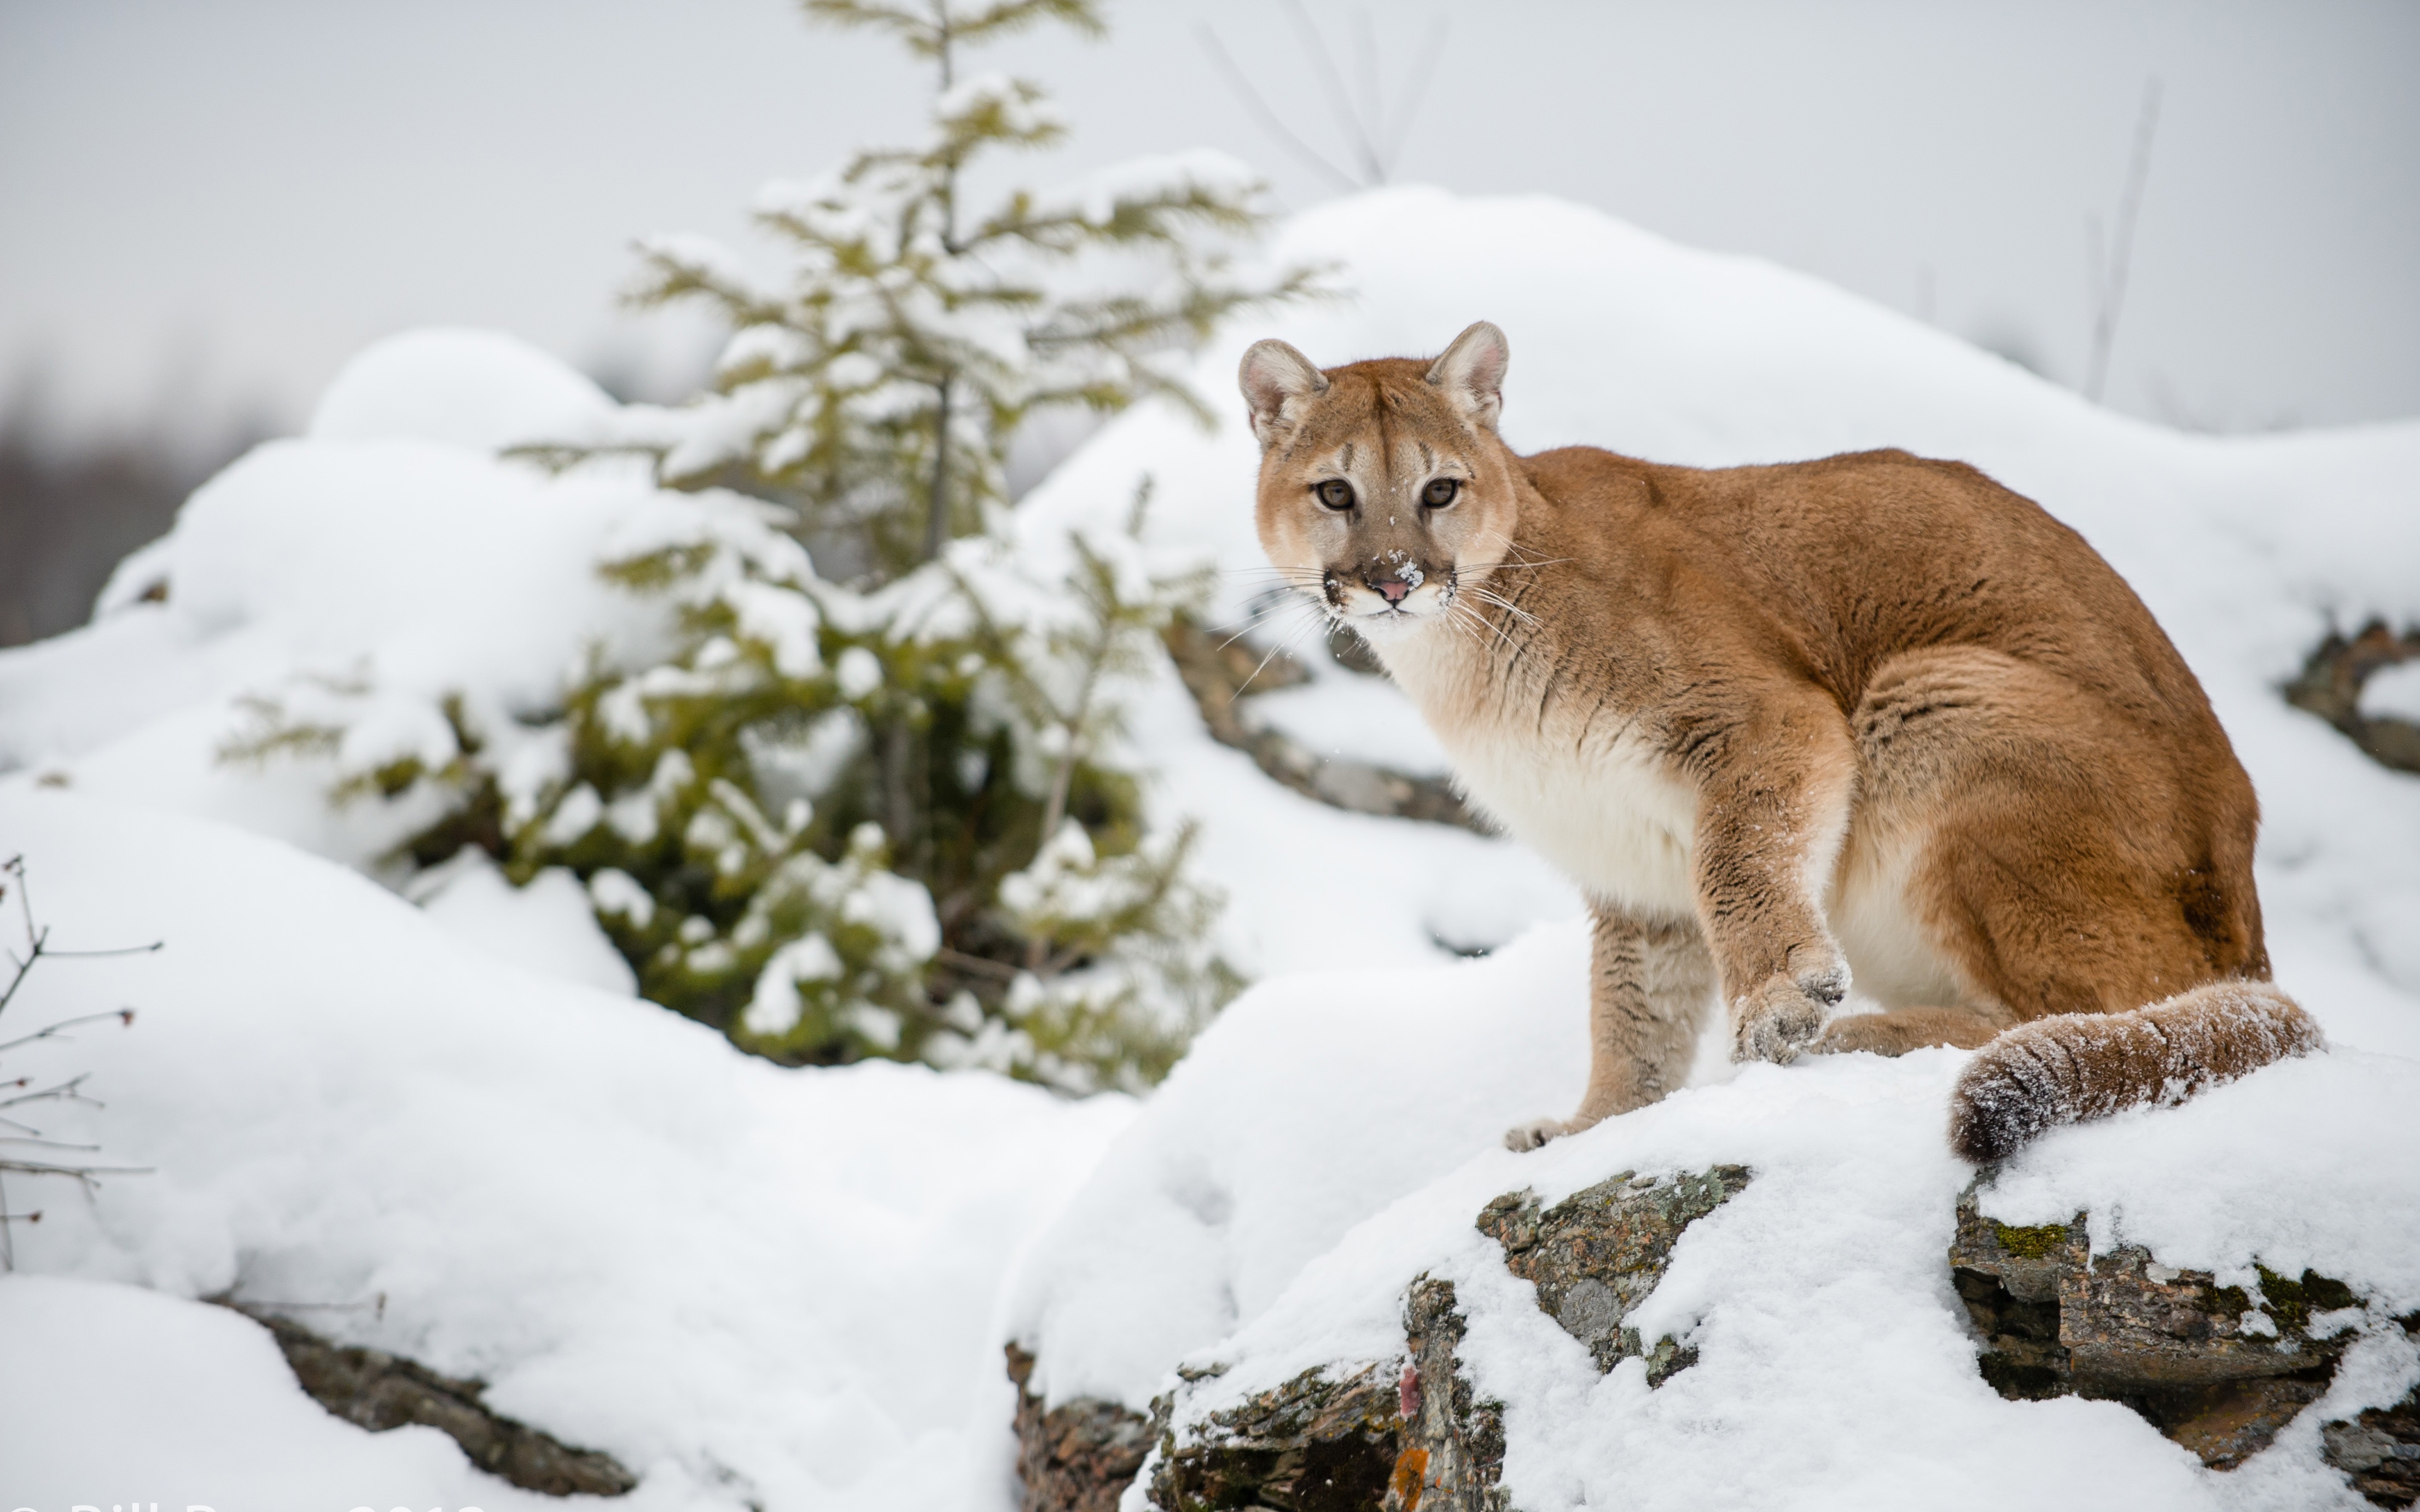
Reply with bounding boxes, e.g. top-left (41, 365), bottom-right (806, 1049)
top-left (3, 0), bottom-right (2416, 446)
